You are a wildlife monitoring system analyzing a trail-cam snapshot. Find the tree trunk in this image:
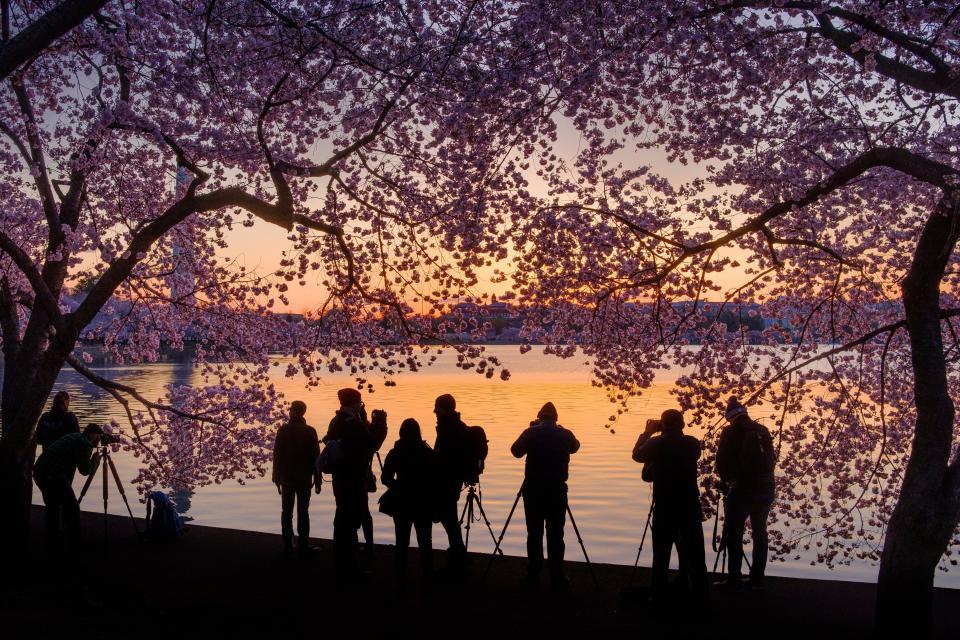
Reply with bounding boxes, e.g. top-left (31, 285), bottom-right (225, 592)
top-left (877, 194), bottom-right (960, 633)
top-left (0, 340), bottom-right (72, 552)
